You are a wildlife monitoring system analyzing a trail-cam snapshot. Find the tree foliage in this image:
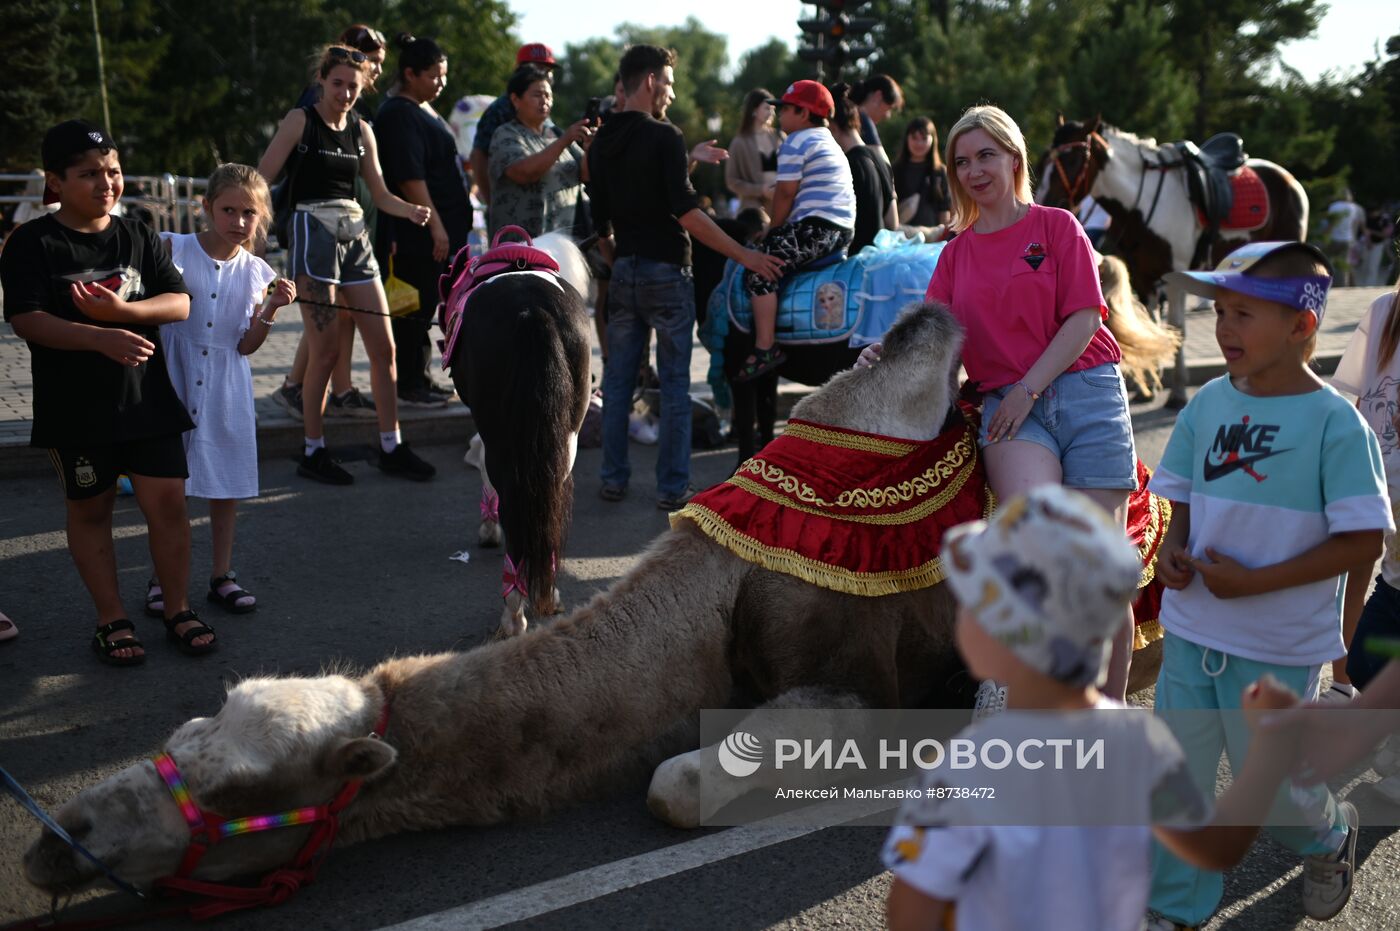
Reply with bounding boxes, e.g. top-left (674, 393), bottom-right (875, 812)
top-left (8, 0), bottom-right (1396, 217)
top-left (4, 0), bottom-right (518, 175)
top-left (0, 0), bottom-right (78, 167)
